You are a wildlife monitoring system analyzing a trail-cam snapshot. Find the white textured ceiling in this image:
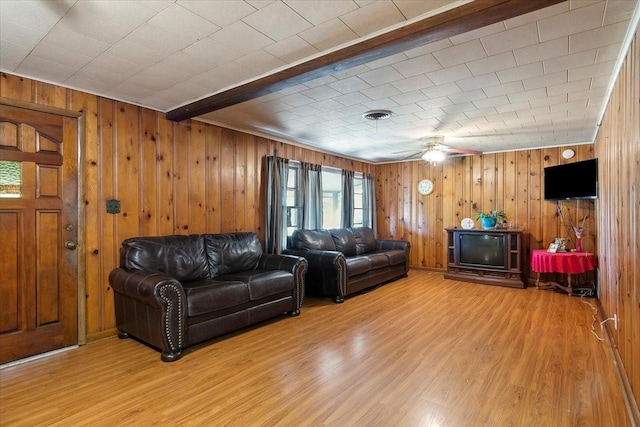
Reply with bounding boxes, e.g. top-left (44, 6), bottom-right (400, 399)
top-left (1, 0), bottom-right (639, 163)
